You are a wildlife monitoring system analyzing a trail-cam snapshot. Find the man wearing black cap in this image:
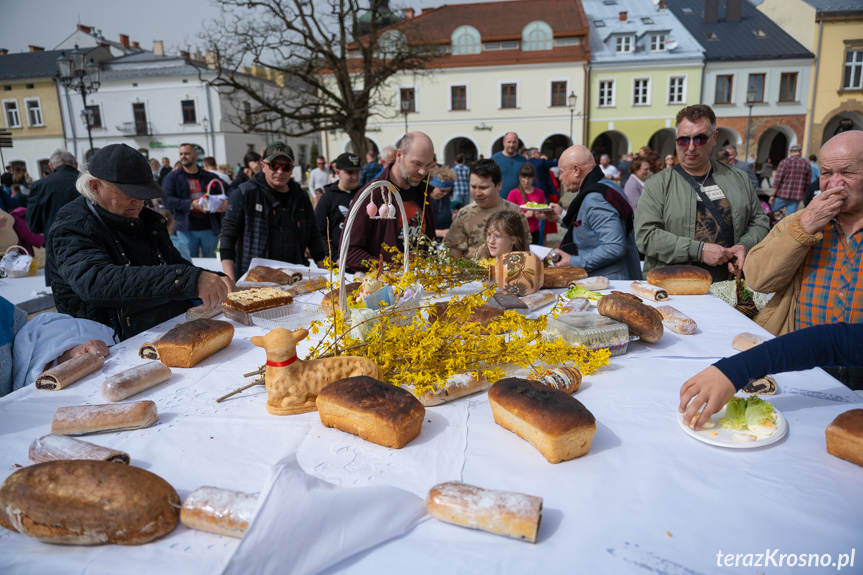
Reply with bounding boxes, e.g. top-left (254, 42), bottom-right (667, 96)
top-left (47, 144), bottom-right (235, 341)
top-left (315, 152), bottom-right (362, 264)
top-left (219, 141), bottom-right (326, 280)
